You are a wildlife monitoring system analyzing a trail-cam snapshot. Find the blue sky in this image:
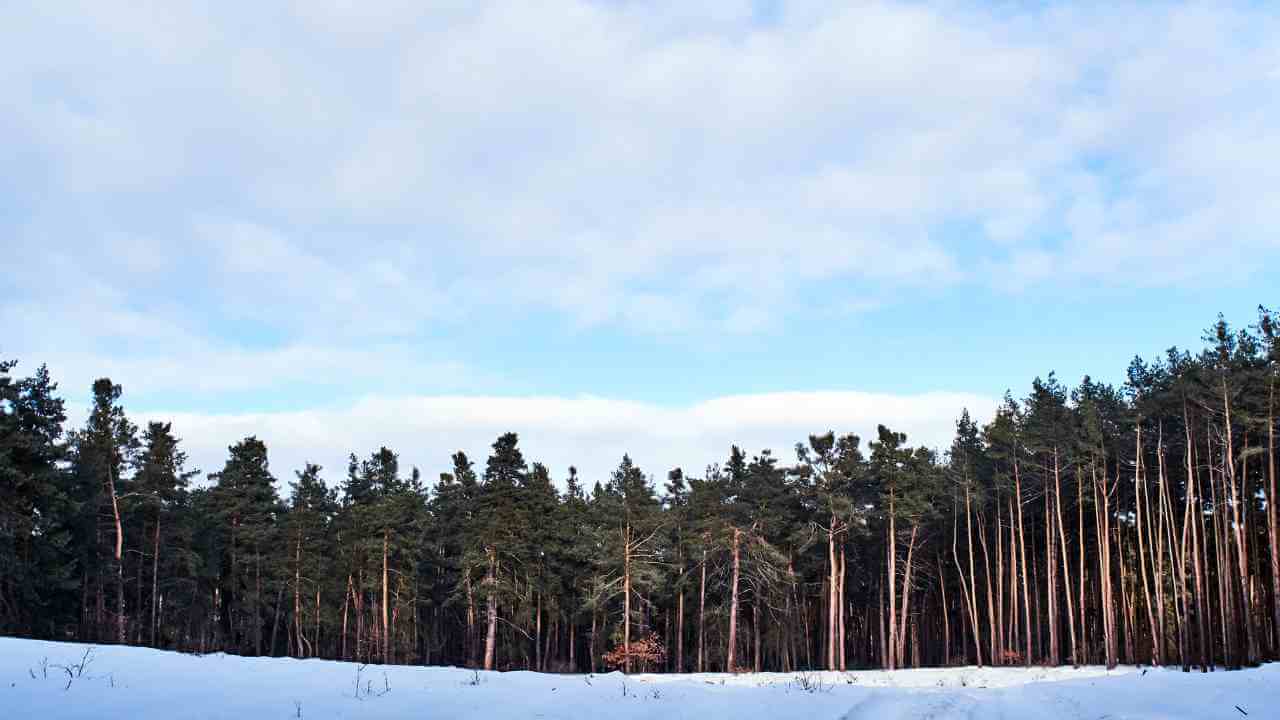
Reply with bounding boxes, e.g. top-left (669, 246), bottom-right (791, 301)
top-left (4, 1), bottom-right (1278, 484)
